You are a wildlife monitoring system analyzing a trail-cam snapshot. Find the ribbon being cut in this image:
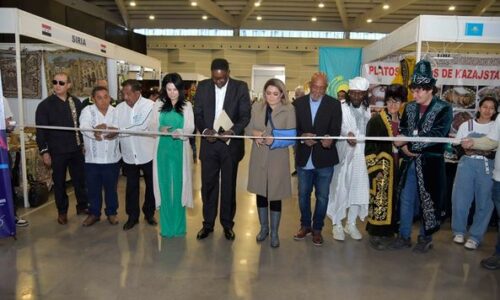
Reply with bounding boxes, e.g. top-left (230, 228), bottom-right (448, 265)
top-left (27, 124), bottom-right (460, 145)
